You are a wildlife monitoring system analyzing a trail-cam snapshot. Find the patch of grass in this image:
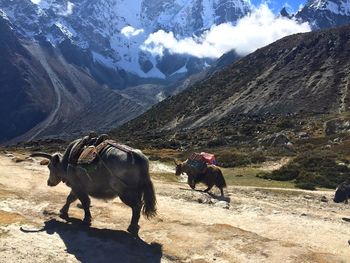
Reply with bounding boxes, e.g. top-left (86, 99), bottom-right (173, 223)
top-left (222, 167), bottom-right (295, 188)
top-left (144, 149), bottom-right (191, 162)
top-left (259, 150), bottom-right (350, 189)
top-left (216, 151), bottom-right (267, 168)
